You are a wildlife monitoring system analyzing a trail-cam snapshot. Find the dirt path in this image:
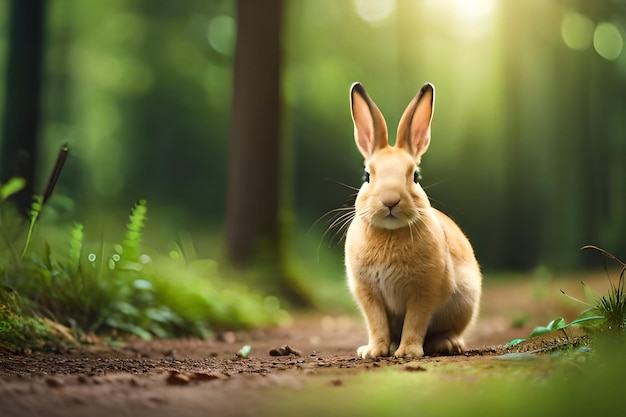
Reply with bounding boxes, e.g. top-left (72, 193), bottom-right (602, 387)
top-left (0, 273), bottom-right (611, 417)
